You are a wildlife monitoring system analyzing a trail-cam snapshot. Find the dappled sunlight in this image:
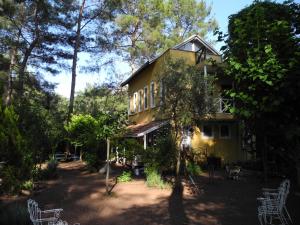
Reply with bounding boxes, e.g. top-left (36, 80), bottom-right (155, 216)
top-left (3, 161), bottom-right (299, 225)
